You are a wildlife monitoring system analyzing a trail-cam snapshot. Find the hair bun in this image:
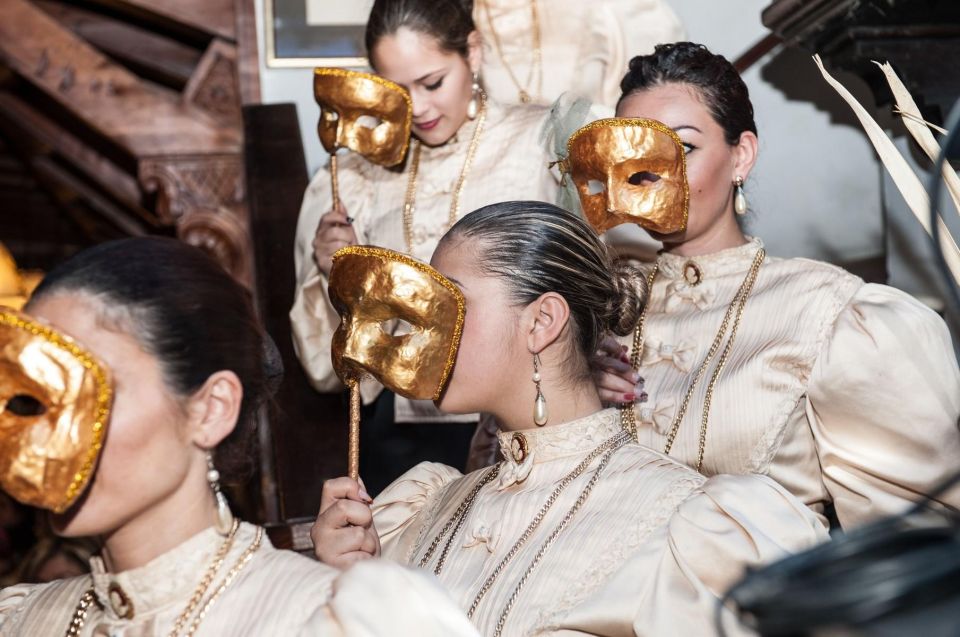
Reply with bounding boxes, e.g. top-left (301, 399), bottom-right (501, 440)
top-left (607, 261), bottom-right (647, 337)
